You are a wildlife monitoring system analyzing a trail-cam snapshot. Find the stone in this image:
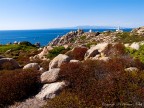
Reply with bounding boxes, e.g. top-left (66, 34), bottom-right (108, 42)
top-left (130, 42), bottom-right (140, 50)
top-left (5, 49), bottom-right (12, 54)
top-left (39, 67), bottom-right (45, 72)
top-left (30, 46), bottom-right (53, 60)
top-left (41, 68), bottom-right (60, 83)
top-left (0, 58), bottom-right (20, 69)
top-left (23, 63), bottom-right (40, 70)
top-left (35, 81), bottom-right (67, 100)
top-left (99, 57), bottom-right (109, 62)
top-left (85, 43), bottom-right (108, 59)
top-left (125, 67), bottom-right (139, 72)
top-left (70, 60), bottom-right (80, 63)
top-left (49, 54), bottom-right (71, 69)
top-left (38, 46), bottom-right (53, 58)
